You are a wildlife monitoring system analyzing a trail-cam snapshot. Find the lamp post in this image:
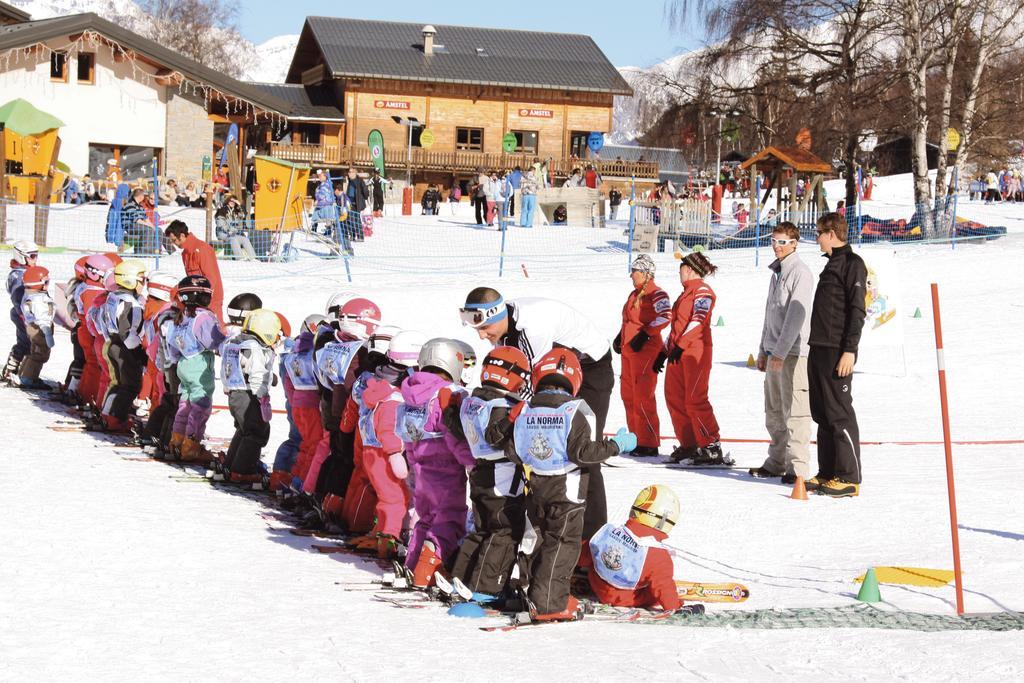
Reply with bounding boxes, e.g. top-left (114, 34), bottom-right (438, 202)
top-left (391, 115), bottom-right (420, 187)
top-left (708, 106), bottom-right (742, 191)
